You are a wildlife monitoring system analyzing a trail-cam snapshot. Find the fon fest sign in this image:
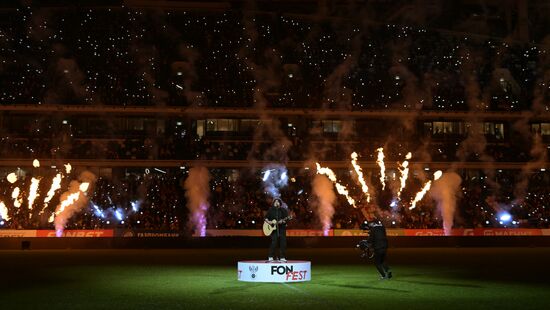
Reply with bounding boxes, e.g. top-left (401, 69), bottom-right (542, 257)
top-left (238, 260), bottom-right (311, 282)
